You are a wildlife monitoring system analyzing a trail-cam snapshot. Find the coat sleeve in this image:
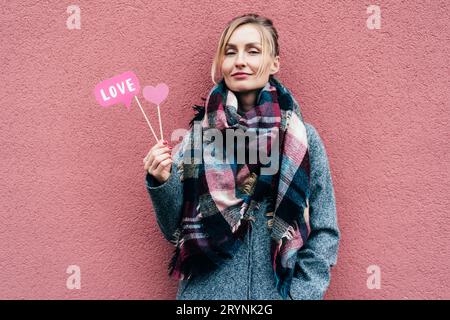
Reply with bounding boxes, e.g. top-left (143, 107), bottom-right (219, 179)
top-left (289, 123), bottom-right (341, 300)
top-left (144, 130), bottom-right (190, 243)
